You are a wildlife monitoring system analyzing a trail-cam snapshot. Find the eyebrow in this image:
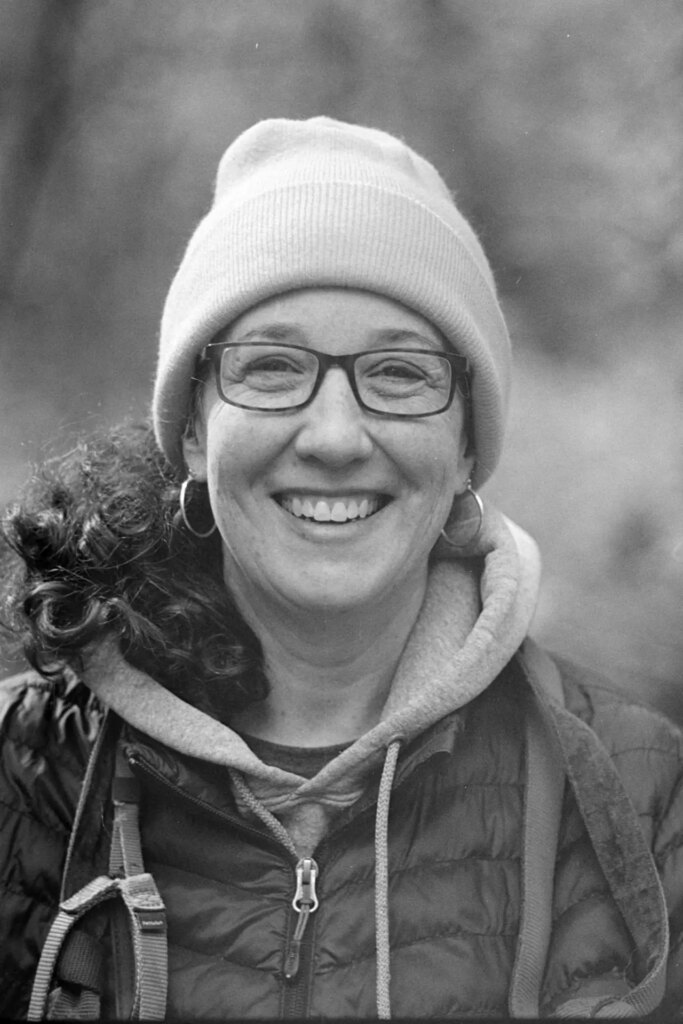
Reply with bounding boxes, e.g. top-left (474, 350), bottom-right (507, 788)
top-left (371, 328), bottom-right (445, 350)
top-left (233, 324), bottom-right (445, 350)
top-left (235, 324), bottom-right (302, 343)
